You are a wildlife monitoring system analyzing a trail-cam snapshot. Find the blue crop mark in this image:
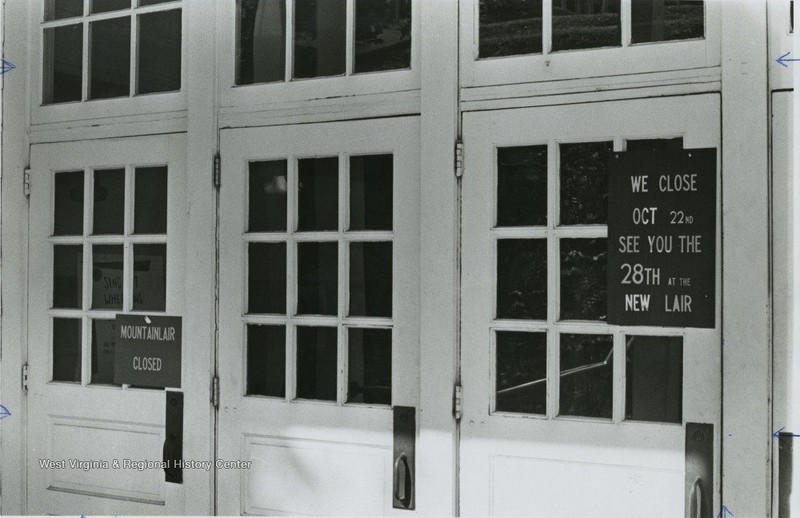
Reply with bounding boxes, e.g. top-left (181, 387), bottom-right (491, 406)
top-left (717, 505), bottom-right (733, 518)
top-left (0, 405), bottom-right (11, 420)
top-left (0, 60), bottom-right (15, 75)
